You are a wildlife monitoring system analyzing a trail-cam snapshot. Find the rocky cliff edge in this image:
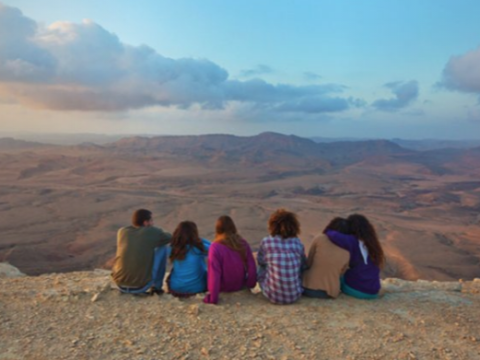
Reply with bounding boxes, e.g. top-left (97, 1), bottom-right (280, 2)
top-left (0, 263), bottom-right (479, 360)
